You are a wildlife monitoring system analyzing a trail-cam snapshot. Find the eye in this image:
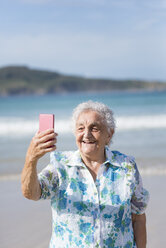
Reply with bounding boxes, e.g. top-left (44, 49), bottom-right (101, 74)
top-left (77, 127), bottom-right (84, 132)
top-left (92, 126), bottom-right (99, 132)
